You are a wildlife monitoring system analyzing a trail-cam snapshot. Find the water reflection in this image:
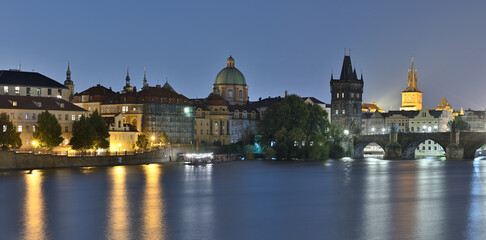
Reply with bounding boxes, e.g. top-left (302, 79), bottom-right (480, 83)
top-left (415, 159), bottom-right (445, 239)
top-left (22, 170), bottom-right (47, 240)
top-left (362, 159), bottom-right (391, 239)
top-left (466, 160), bottom-right (486, 239)
top-left (106, 166), bottom-right (129, 240)
top-left (142, 164), bottom-right (165, 239)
